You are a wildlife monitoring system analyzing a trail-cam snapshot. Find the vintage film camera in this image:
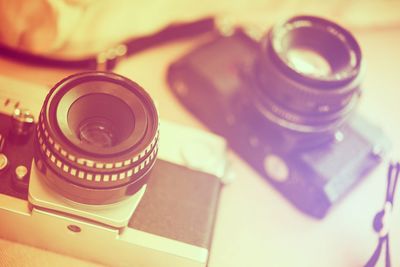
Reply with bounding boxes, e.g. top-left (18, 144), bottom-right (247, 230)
top-left (168, 15), bottom-right (390, 218)
top-left (0, 72), bottom-right (228, 266)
